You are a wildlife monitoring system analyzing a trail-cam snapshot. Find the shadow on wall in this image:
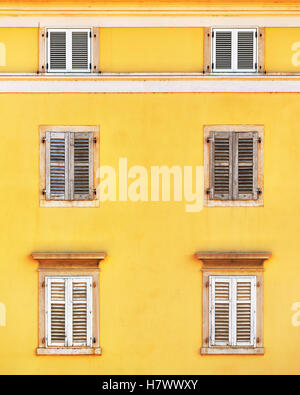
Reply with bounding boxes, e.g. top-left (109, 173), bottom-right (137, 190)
top-left (0, 43), bottom-right (6, 66)
top-left (0, 302), bottom-right (6, 326)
